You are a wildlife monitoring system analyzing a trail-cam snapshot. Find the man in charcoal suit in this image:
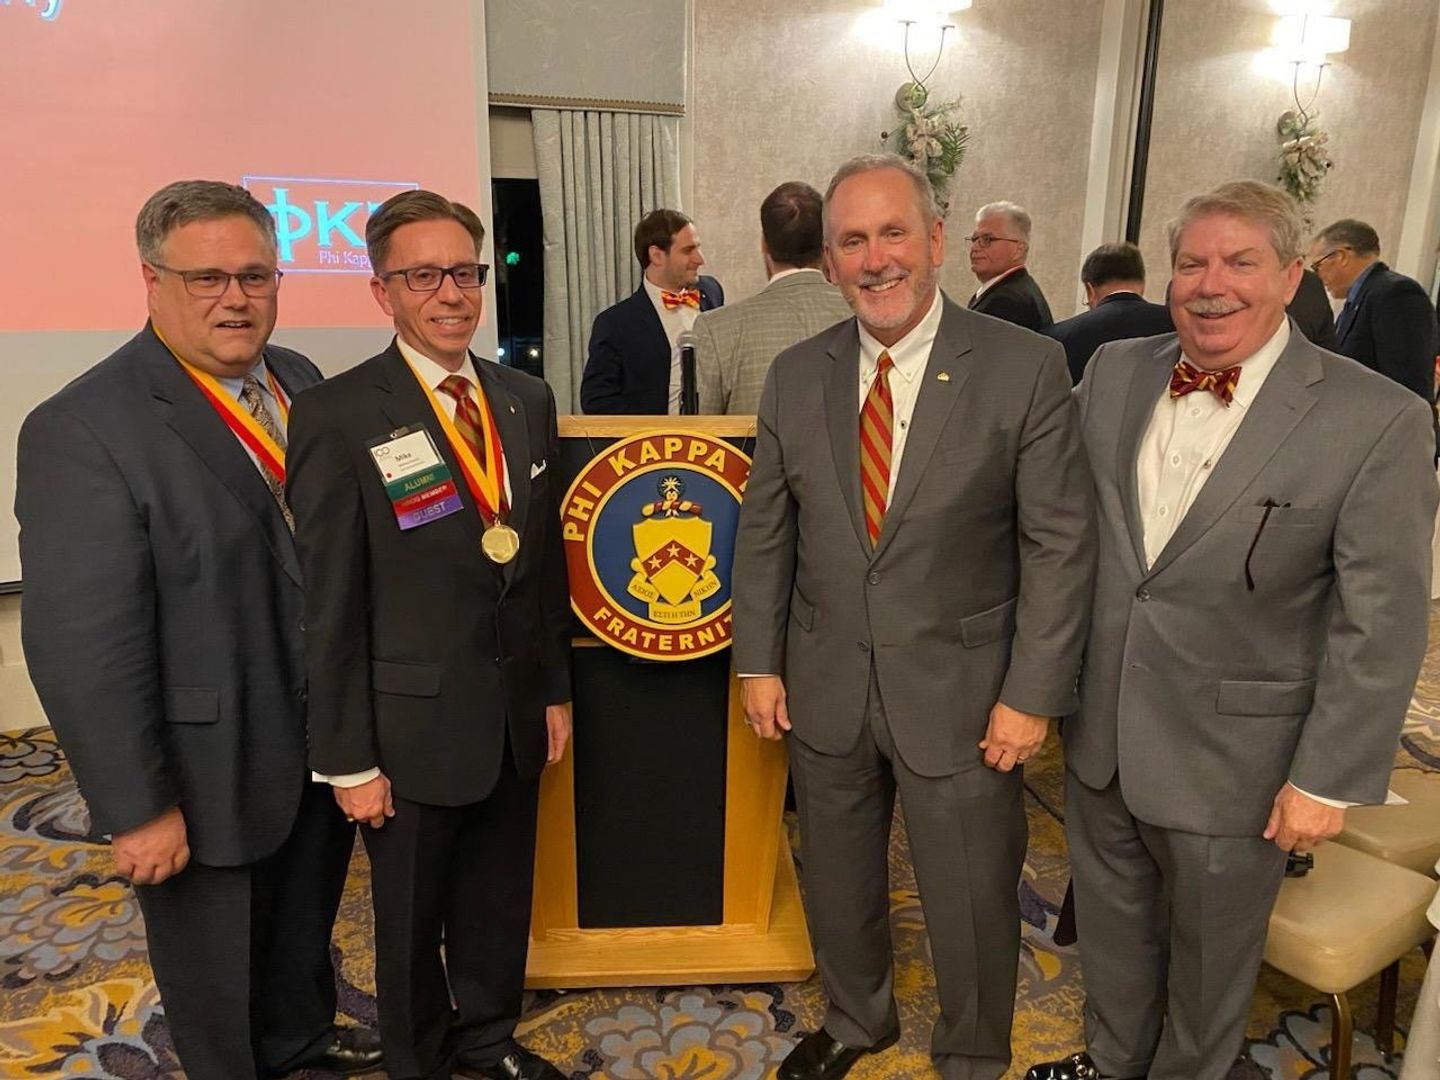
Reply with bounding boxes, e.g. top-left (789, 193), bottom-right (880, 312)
top-left (1046, 241), bottom-right (1173, 384)
top-left (965, 200), bottom-right (1053, 331)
